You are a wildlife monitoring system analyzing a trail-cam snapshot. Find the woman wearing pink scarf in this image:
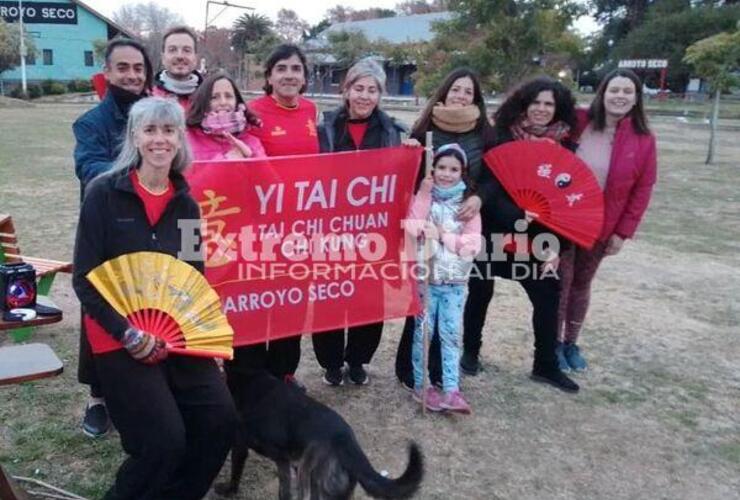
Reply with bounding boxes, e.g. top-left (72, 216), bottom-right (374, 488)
top-left (186, 73), bottom-right (266, 160)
